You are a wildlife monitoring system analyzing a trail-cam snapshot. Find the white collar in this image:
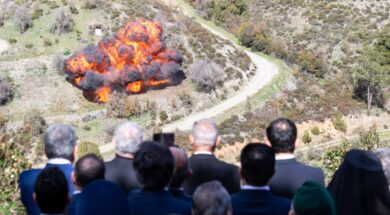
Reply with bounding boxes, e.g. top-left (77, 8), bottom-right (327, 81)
top-left (242, 185), bottom-right (270, 191)
top-left (275, 154), bottom-right (295, 160)
top-left (73, 190), bottom-right (82, 195)
top-left (194, 151), bottom-right (213, 155)
top-left (41, 213), bottom-right (64, 215)
top-left (47, 158), bottom-right (72, 165)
